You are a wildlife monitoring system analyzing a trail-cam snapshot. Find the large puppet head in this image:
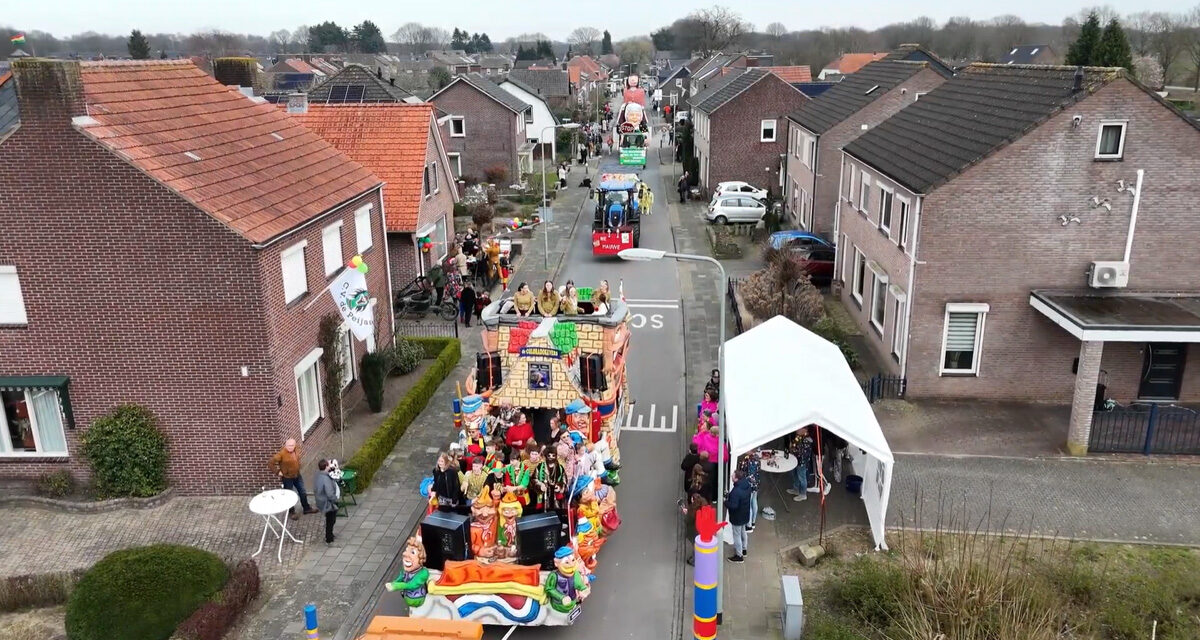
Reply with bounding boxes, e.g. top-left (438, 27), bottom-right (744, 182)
top-left (626, 74), bottom-right (640, 89)
top-left (498, 491), bottom-right (523, 521)
top-left (554, 546), bottom-right (580, 575)
top-left (402, 536), bottom-right (426, 573)
top-left (471, 490), bottom-right (496, 522)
